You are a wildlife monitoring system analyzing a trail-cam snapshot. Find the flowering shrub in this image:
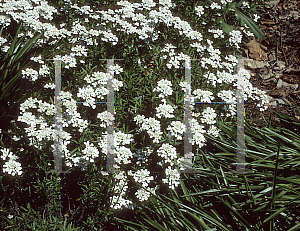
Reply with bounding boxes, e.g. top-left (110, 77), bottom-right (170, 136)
top-left (0, 0), bottom-right (270, 228)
